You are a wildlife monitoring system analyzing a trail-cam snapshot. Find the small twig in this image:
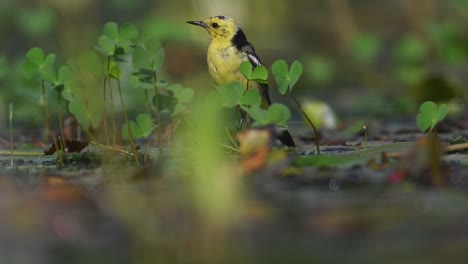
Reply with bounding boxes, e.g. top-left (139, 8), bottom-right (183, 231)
top-left (70, 117), bottom-right (132, 157)
top-left (90, 140), bottom-right (135, 157)
top-left (445, 142), bottom-right (468, 153)
top-left (385, 142), bottom-right (468, 160)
